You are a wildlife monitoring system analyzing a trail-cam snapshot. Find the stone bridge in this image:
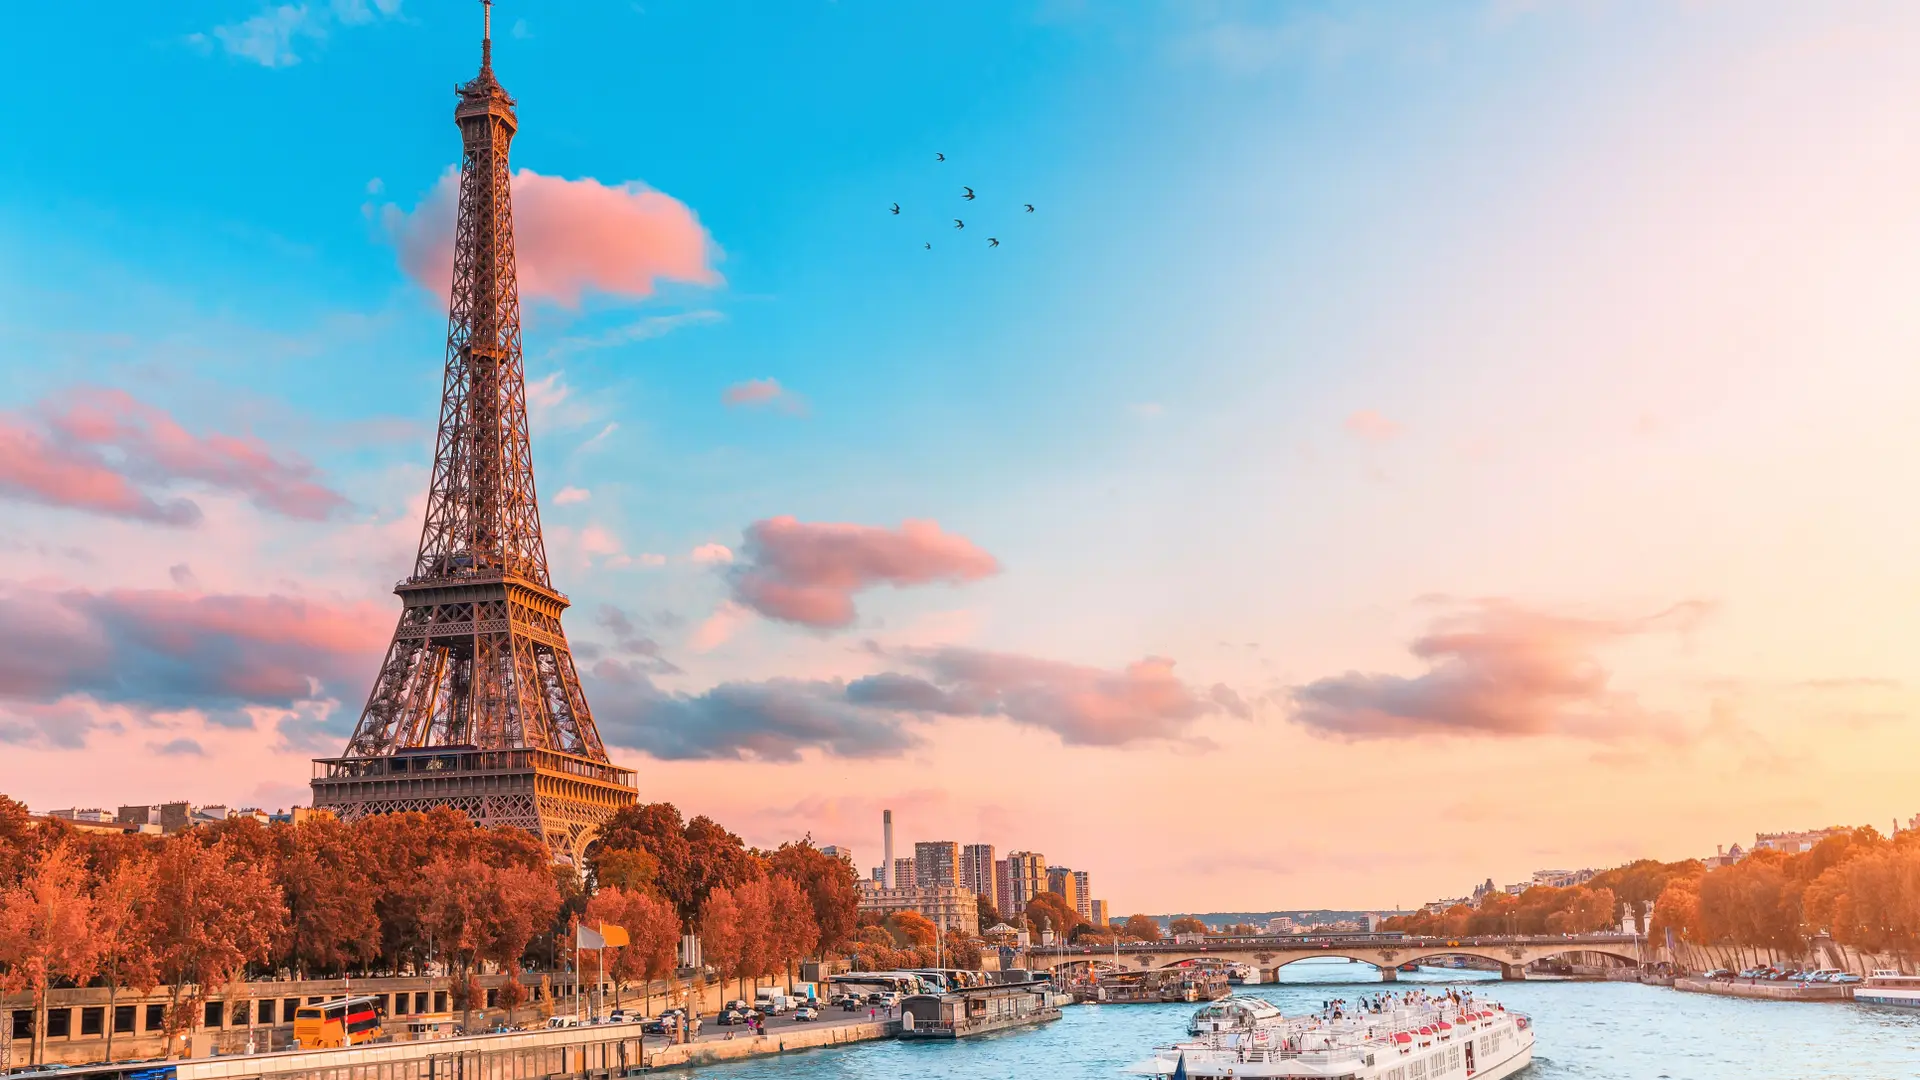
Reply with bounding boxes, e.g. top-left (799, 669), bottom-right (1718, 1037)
top-left (1023, 933), bottom-right (1651, 981)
